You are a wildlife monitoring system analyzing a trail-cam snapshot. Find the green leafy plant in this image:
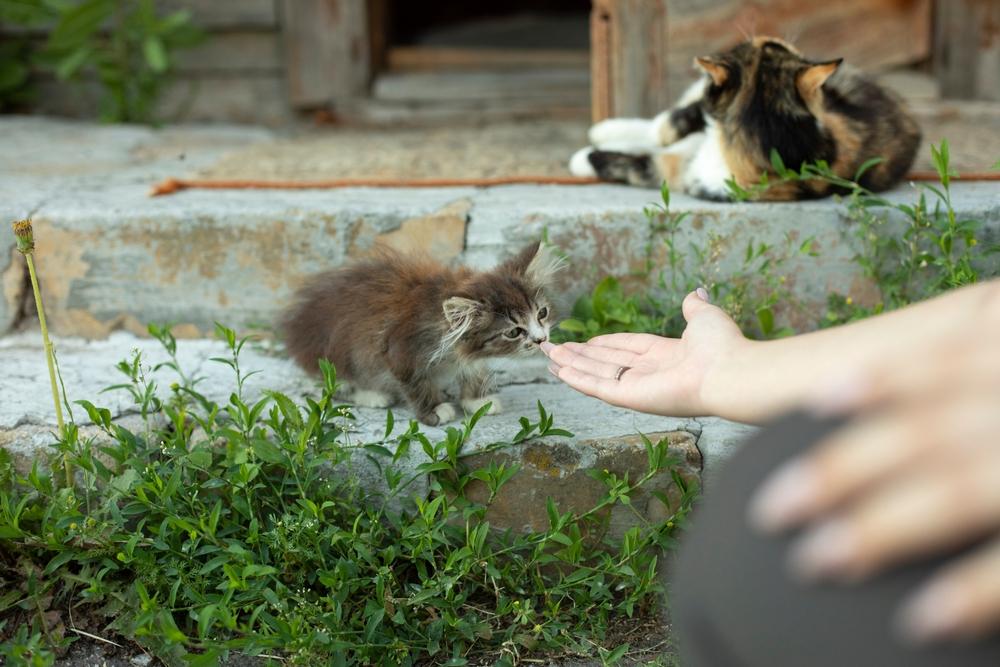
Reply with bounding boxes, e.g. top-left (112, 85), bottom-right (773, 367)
top-left (562, 142), bottom-right (999, 343)
top-left (557, 183), bottom-right (815, 342)
top-left (0, 0), bottom-right (202, 122)
top-left (732, 142), bottom-right (1000, 325)
top-left (0, 323), bottom-right (695, 665)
